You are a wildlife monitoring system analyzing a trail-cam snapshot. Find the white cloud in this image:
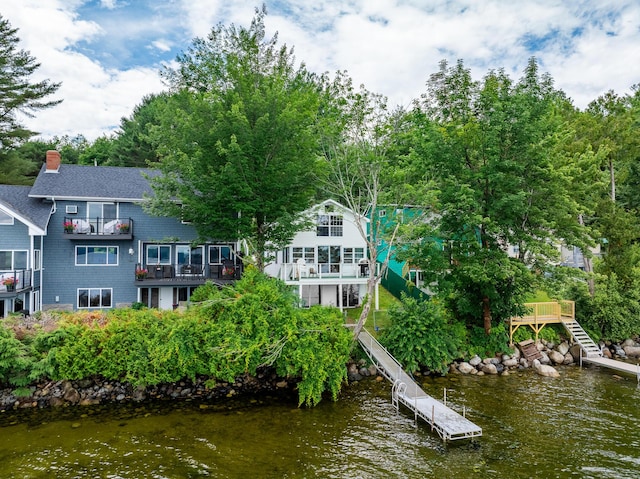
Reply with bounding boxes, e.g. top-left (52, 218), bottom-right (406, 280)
top-left (3, 0), bottom-right (640, 141)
